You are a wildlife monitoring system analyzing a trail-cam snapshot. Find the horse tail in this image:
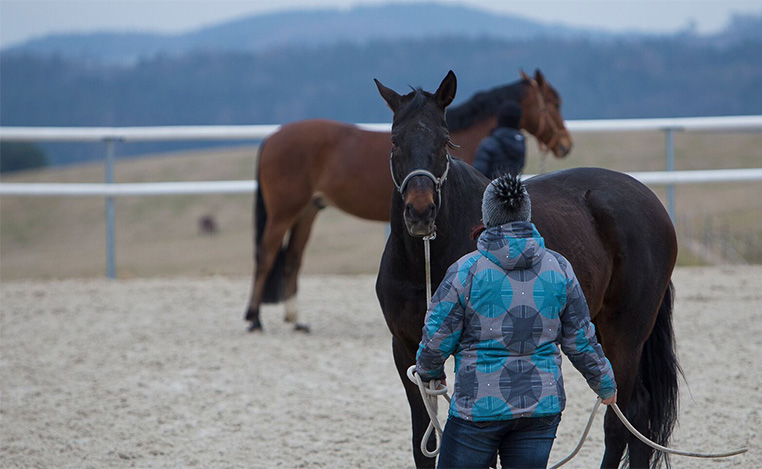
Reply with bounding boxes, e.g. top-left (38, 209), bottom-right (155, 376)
top-left (638, 279), bottom-right (683, 467)
top-left (255, 140), bottom-right (287, 304)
